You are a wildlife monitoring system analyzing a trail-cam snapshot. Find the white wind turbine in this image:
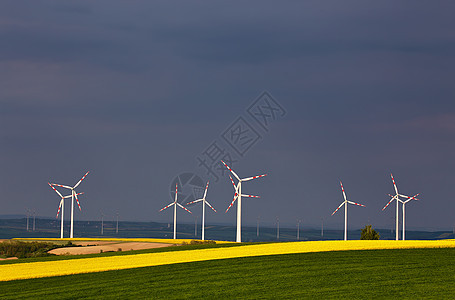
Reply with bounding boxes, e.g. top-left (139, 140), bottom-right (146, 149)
top-left (382, 173), bottom-right (419, 240)
top-left (48, 183), bottom-right (83, 239)
top-left (186, 181), bottom-right (216, 240)
top-left (221, 160), bottom-right (267, 243)
top-left (331, 181), bottom-right (366, 241)
top-left (50, 171), bottom-right (89, 238)
top-left (159, 183), bottom-right (192, 239)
